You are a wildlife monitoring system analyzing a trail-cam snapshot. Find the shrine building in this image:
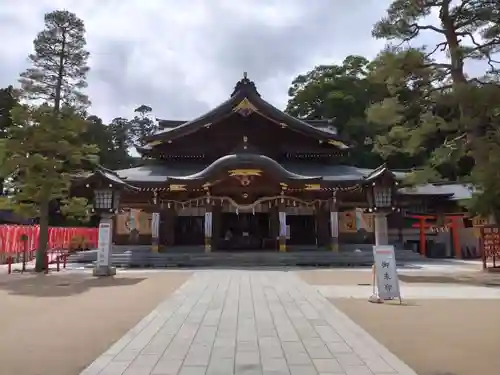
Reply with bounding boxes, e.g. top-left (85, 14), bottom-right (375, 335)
top-left (76, 74), bottom-right (481, 258)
